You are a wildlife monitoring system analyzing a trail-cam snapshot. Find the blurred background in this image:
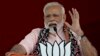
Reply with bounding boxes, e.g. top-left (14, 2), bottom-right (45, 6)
top-left (0, 0), bottom-right (100, 56)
